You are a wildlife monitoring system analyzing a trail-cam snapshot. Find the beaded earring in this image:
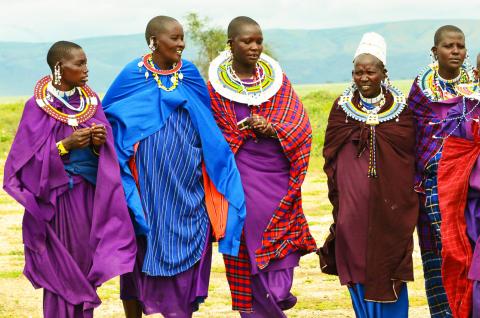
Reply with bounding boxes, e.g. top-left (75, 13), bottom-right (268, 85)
top-left (350, 79), bottom-right (357, 91)
top-left (149, 38), bottom-right (156, 52)
top-left (383, 74), bottom-right (391, 90)
top-left (429, 50), bottom-right (437, 64)
top-left (54, 64), bottom-right (61, 85)
top-left (225, 42), bottom-right (233, 60)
